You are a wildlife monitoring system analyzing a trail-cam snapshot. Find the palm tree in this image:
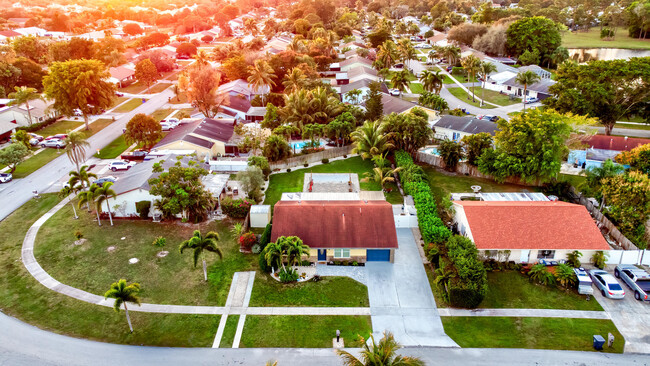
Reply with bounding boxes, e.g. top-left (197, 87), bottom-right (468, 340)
top-left (566, 250), bottom-right (583, 268)
top-left (461, 55), bottom-right (481, 103)
top-left (591, 251), bottom-right (608, 270)
top-left (264, 241), bottom-right (284, 272)
top-left (391, 70), bottom-right (411, 95)
top-left (554, 263), bottom-right (577, 288)
top-left (527, 264), bottom-right (549, 283)
top-left (231, 223), bottom-right (244, 243)
top-left (179, 230), bottom-right (224, 281)
top-left (419, 70), bottom-right (444, 94)
top-left (280, 89), bottom-right (313, 131)
top-left (171, 84), bottom-right (181, 101)
top-left (433, 266), bottom-right (456, 302)
top-left (282, 67), bottom-right (306, 93)
top-left (585, 159), bottom-right (624, 208)
top-left (365, 166), bottom-right (401, 190)
top-left (397, 38), bottom-right (417, 69)
top-left (94, 181), bottom-right (116, 226)
top-left (442, 45), bottom-right (461, 66)
top-left (192, 49), bottom-right (211, 69)
top-left (283, 236), bottom-right (310, 267)
top-left (337, 332), bottom-right (425, 366)
top-left (69, 165), bottom-right (97, 211)
top-left (477, 61), bottom-right (497, 107)
top-left (378, 68), bottom-right (391, 83)
top-left (309, 87), bottom-right (342, 124)
top-left (7, 86), bottom-right (44, 126)
top-left (351, 121), bottom-right (393, 159)
top-left (376, 40), bottom-right (398, 70)
top-left (59, 184), bottom-right (79, 219)
top-left (78, 184), bottom-right (101, 224)
top-left (104, 279), bottom-right (141, 333)
top-left (247, 60), bottom-right (276, 102)
top-left (64, 131), bottom-right (90, 174)
top-left (514, 70), bottom-right (541, 112)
